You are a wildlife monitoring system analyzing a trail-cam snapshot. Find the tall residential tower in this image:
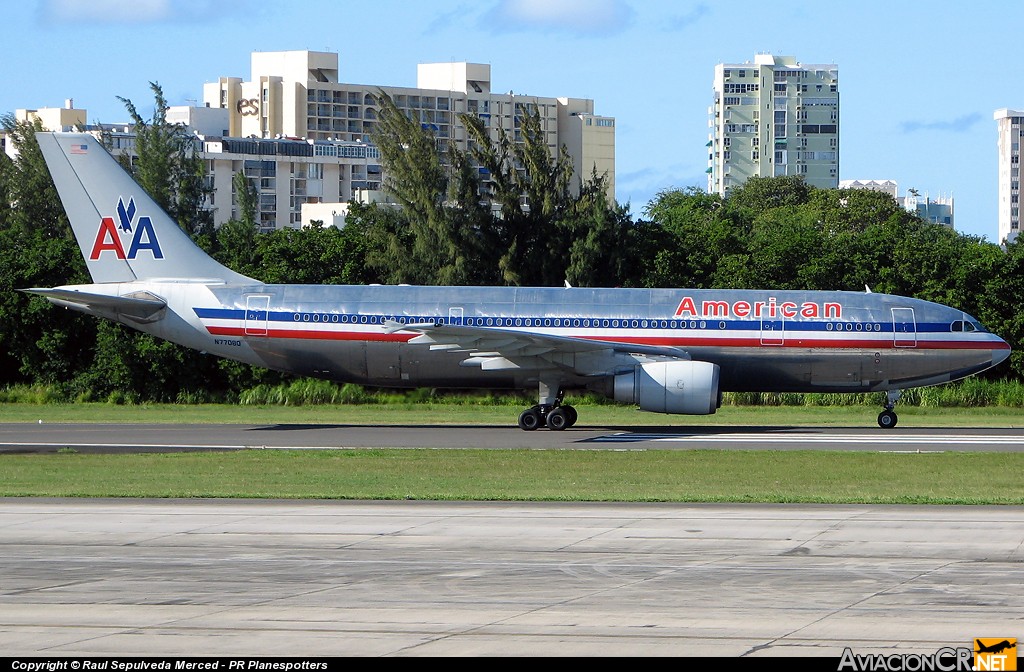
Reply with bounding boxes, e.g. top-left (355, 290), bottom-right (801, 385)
top-left (994, 108), bottom-right (1022, 244)
top-left (708, 54), bottom-right (839, 196)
